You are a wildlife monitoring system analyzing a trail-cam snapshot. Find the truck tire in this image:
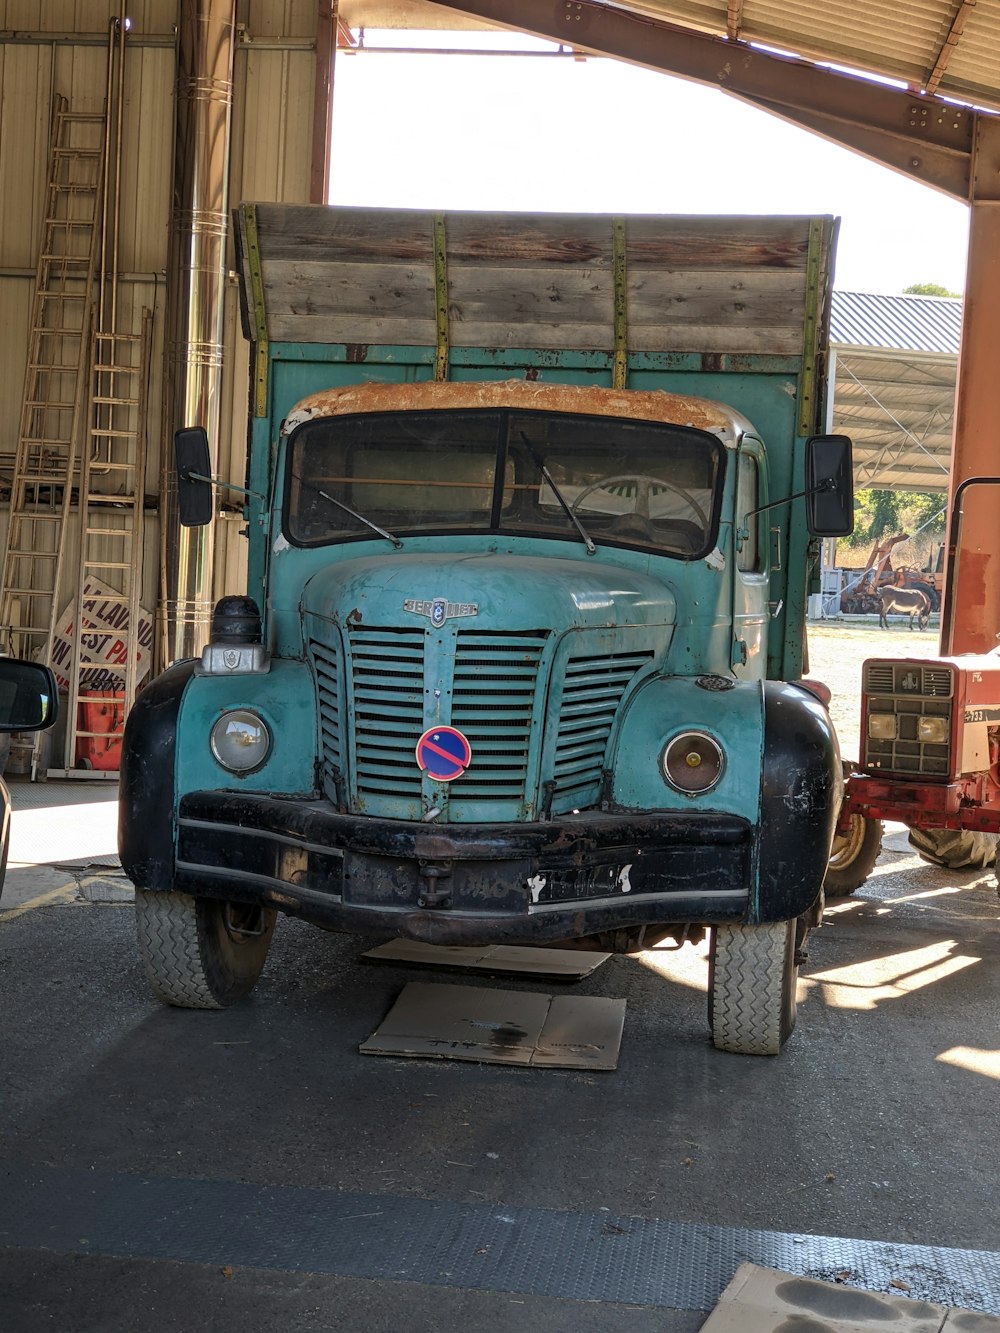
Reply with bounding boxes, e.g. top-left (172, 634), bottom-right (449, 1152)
top-left (825, 813), bottom-right (883, 896)
top-left (708, 920), bottom-right (797, 1056)
top-left (135, 888), bottom-right (276, 1009)
top-left (907, 827), bottom-right (998, 870)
